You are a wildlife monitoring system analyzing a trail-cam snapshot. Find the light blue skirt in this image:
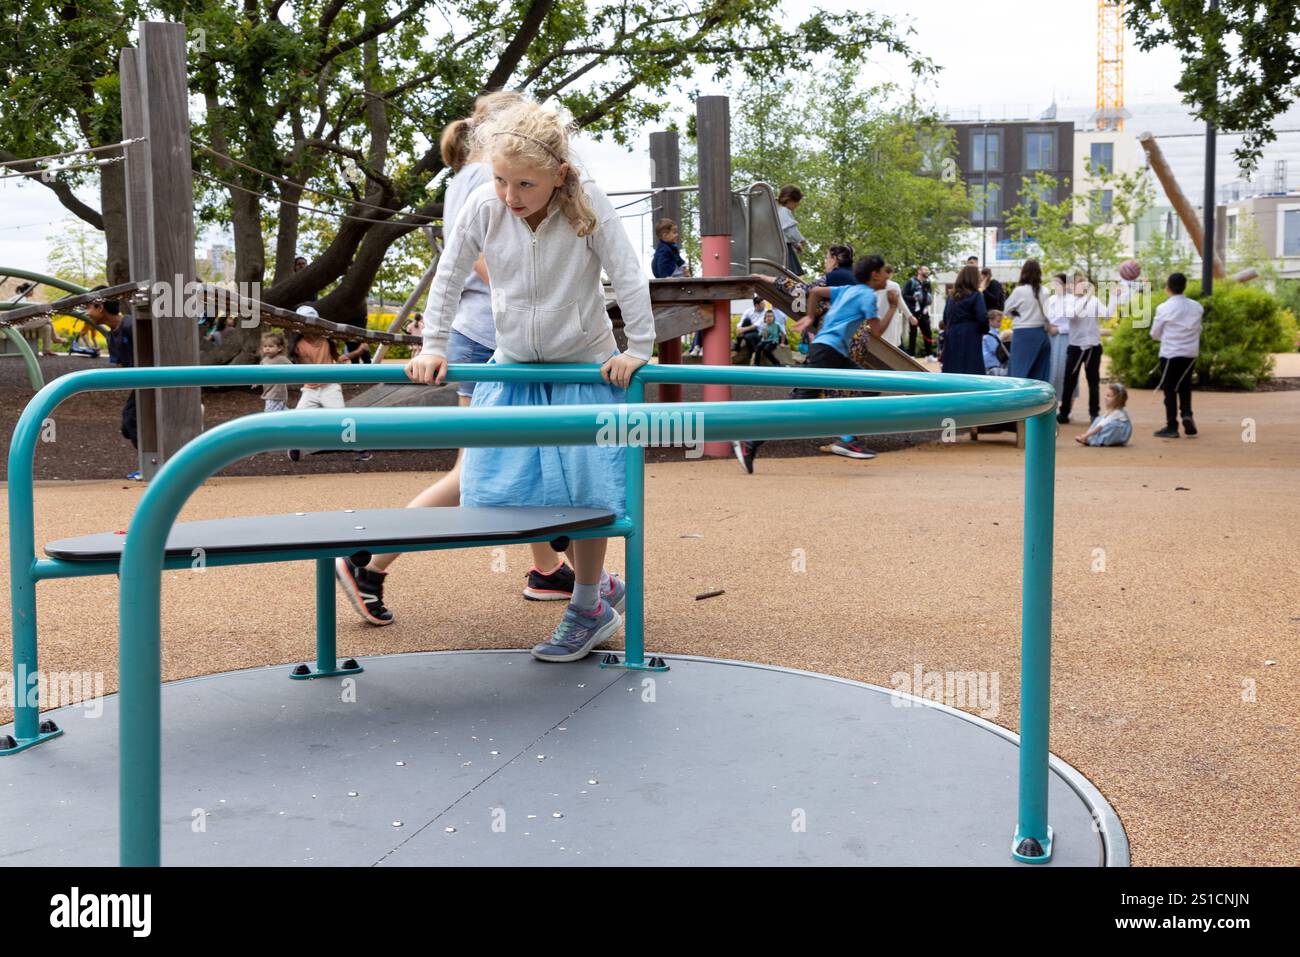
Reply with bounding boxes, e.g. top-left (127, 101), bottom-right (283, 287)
top-left (1048, 333), bottom-right (1070, 401)
top-left (460, 357), bottom-right (629, 520)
